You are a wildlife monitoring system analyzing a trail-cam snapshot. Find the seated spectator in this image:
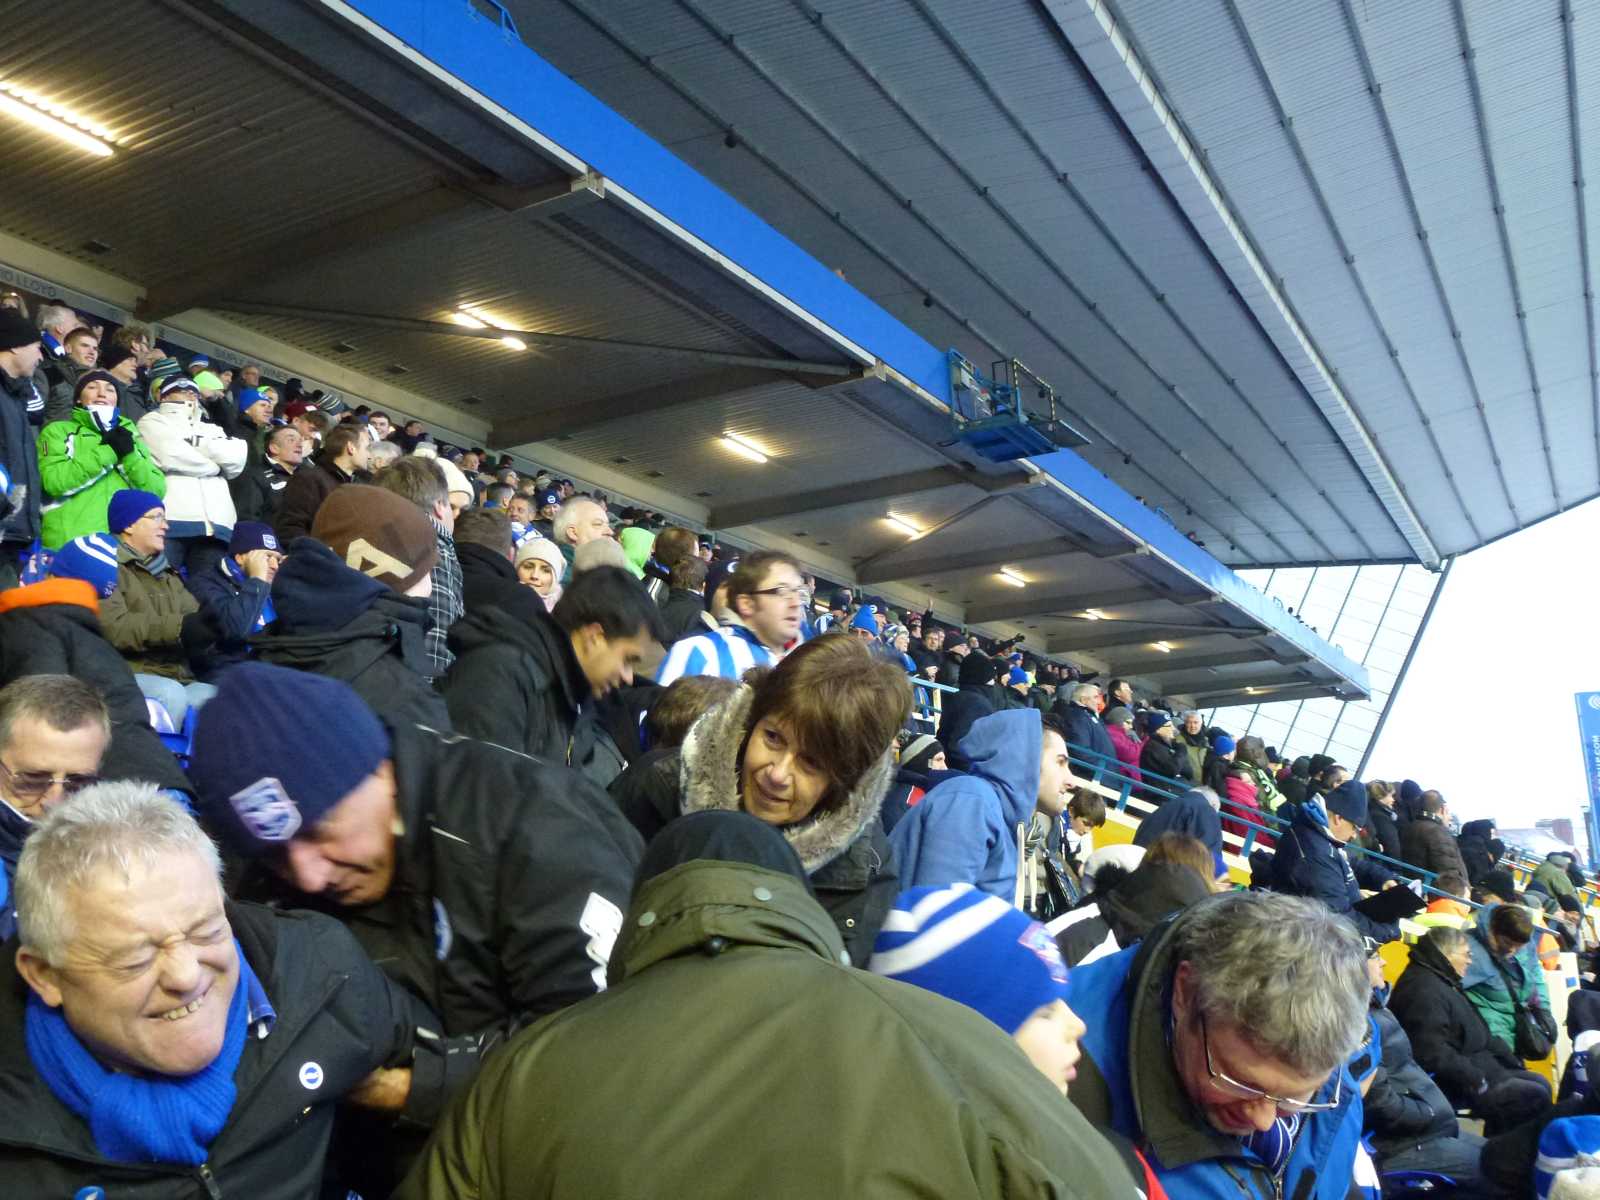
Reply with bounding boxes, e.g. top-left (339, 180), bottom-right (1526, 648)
top-left (1458, 818), bottom-right (1502, 885)
top-left (1363, 779), bottom-right (1401, 860)
top-left (184, 522), bottom-right (281, 681)
top-left (2, 782), bottom-right (442, 1196)
top-left (191, 665), bottom-right (642, 1069)
top-left (657, 554), bottom-right (711, 642)
top-left (1175, 710), bottom-right (1210, 781)
top-left (934, 651), bottom-right (997, 769)
top-left (1067, 891), bottom-right (1370, 1197)
top-left (373, 457), bottom-right (463, 680)
top-left (879, 733), bottom-right (948, 834)
top-left (450, 507), bottom-right (544, 625)
top-left (1463, 902), bottom-right (1557, 1060)
top-left (615, 636), bottom-right (908, 965)
top-left (1081, 843), bottom-right (1145, 897)
top-left (1400, 789), bottom-right (1471, 881)
top-left (515, 536), bottom-right (565, 611)
top-left (1064, 787), bottom-right (1106, 874)
top-left (1133, 784), bottom-right (1225, 881)
top-left (999, 662), bottom-right (1032, 709)
top-left (1417, 870), bottom-right (1474, 929)
top-left (551, 496), bottom-right (613, 580)
top-left (1138, 711), bottom-right (1195, 795)
top-left (256, 484), bottom-right (448, 729)
top-left (1049, 834), bottom-right (1214, 966)
top-left (891, 710), bottom-right (1070, 905)
top-left (444, 566), bottom-right (664, 787)
top-left (1268, 779), bottom-right (1399, 943)
top-left (97, 492), bottom-right (217, 728)
top-left (1363, 936), bottom-right (1489, 1186)
top-left (397, 812), bottom-right (1148, 1200)
top-left (0, 675), bottom-right (109, 939)
top-left (365, 439), bottom-right (403, 474)
top-left (1103, 705), bottom-right (1142, 784)
top-left (38, 369), bottom-right (166, 550)
top-left (1531, 852), bottom-right (1582, 905)
top-left (1052, 682), bottom-right (1116, 770)
top-left (1389, 925), bottom-right (1553, 1134)
top-left (136, 374), bottom-right (247, 576)
top-left (272, 422), bottom-right (369, 543)
top-left (655, 550), bottom-right (804, 684)
top-left (230, 424), bottom-right (301, 525)
top-left (605, 673), bottom-right (738, 846)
